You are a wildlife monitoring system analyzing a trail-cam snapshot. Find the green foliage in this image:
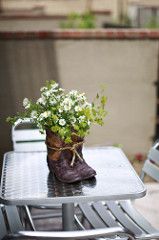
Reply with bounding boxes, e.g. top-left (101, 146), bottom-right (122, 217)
top-left (7, 80), bottom-right (107, 143)
top-left (119, 13), bottom-right (132, 27)
top-left (113, 143), bottom-right (123, 148)
top-left (145, 16), bottom-right (159, 29)
top-left (60, 12), bottom-right (95, 29)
